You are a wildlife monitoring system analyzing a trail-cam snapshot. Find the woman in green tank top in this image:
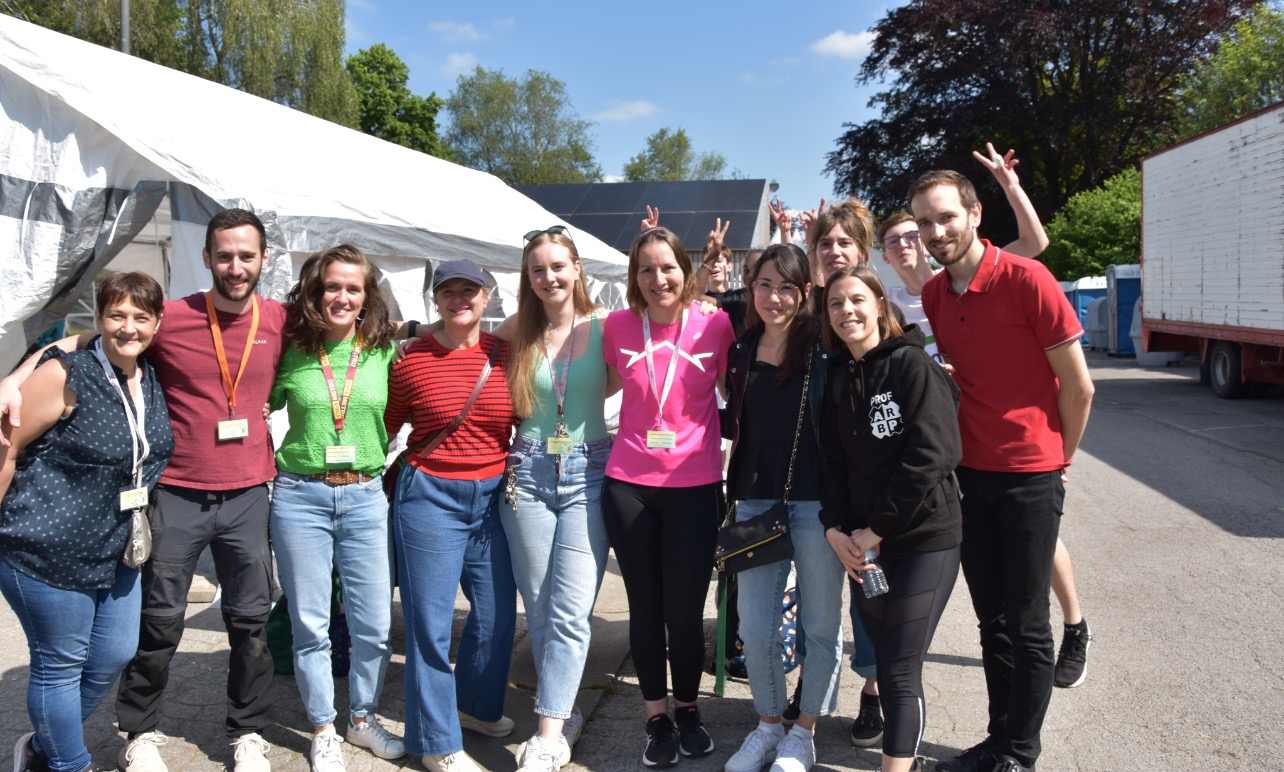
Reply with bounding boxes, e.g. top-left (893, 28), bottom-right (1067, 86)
top-left (488, 227), bottom-right (611, 772)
